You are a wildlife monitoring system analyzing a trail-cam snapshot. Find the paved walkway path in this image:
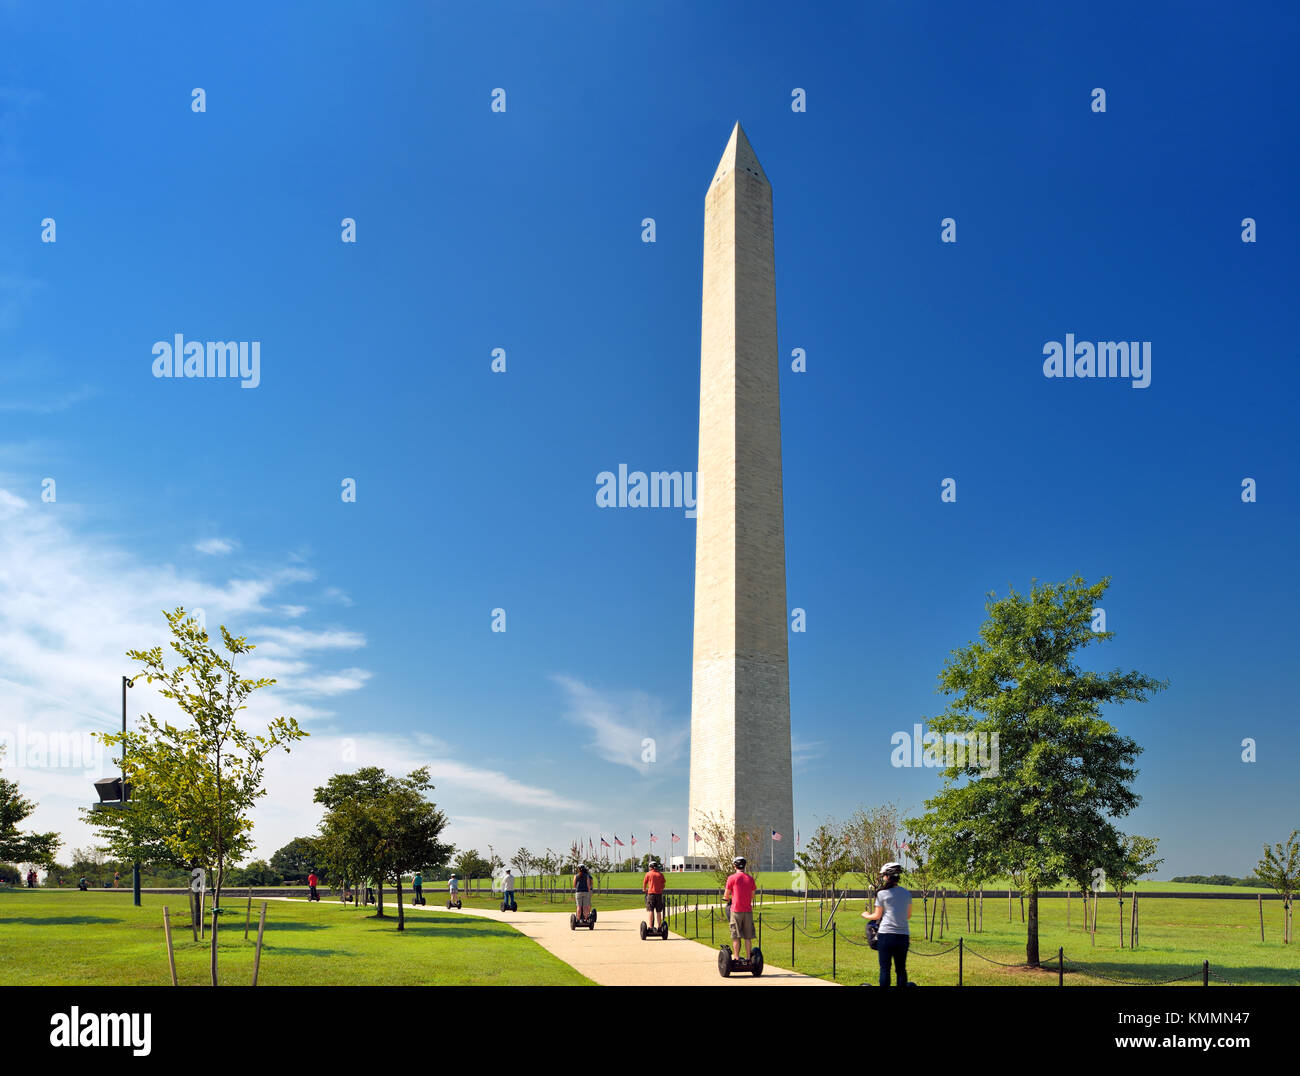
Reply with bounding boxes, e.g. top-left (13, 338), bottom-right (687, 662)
top-left (266, 894), bottom-right (835, 986)
top-left (439, 903), bottom-right (834, 986)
